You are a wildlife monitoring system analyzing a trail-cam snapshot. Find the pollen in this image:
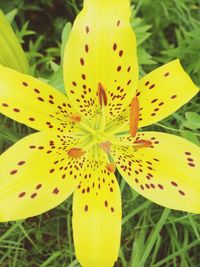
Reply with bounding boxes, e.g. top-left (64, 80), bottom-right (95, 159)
top-left (68, 148), bottom-right (85, 158)
top-left (106, 163), bottom-right (116, 173)
top-left (98, 83), bottom-right (107, 107)
top-left (130, 96), bottom-right (139, 137)
top-left (69, 113), bottom-right (81, 123)
top-left (134, 139), bottom-right (152, 148)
